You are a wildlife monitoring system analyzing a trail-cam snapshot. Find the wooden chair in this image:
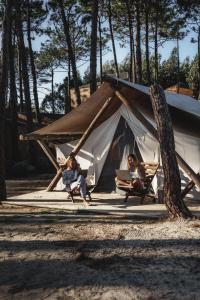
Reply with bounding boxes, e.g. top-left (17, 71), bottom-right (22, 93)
top-left (66, 170), bottom-right (94, 203)
top-left (116, 162), bottom-right (159, 204)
